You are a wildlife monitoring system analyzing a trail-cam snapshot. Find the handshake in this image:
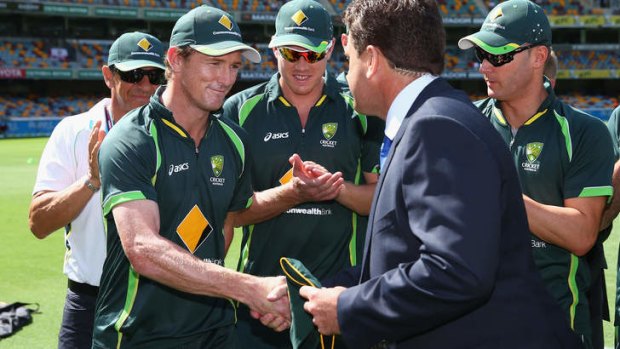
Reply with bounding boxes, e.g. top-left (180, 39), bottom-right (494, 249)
top-left (245, 275), bottom-right (291, 332)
